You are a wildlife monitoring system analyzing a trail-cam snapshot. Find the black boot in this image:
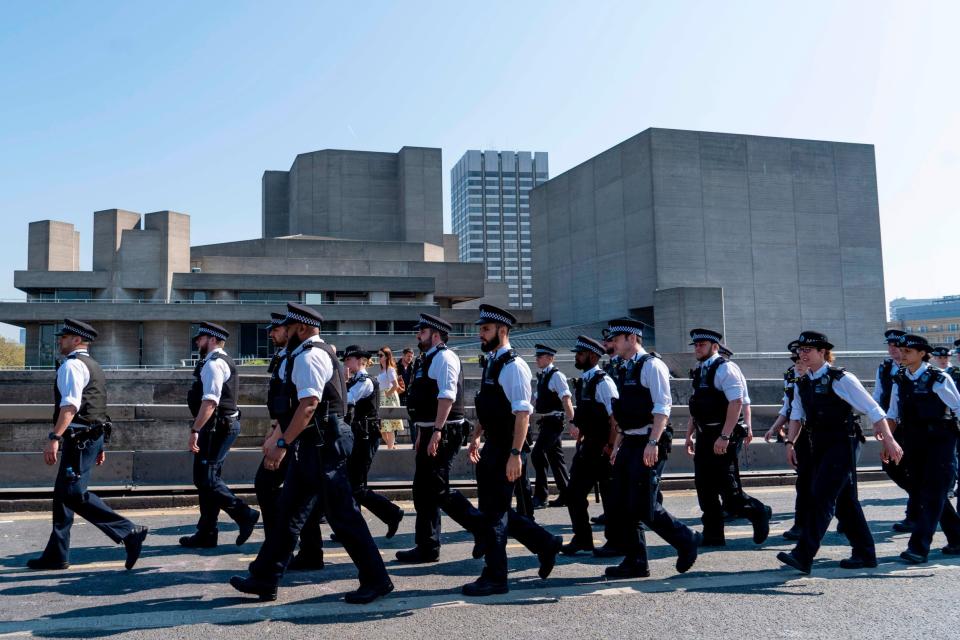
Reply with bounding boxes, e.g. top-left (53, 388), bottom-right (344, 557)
top-left (179, 532), bottom-right (217, 548)
top-left (395, 547), bottom-right (439, 563)
top-left (123, 526), bottom-right (149, 570)
top-left (229, 575), bottom-right (278, 601)
top-left (344, 580), bottom-right (394, 604)
top-left (235, 508), bottom-right (260, 546)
